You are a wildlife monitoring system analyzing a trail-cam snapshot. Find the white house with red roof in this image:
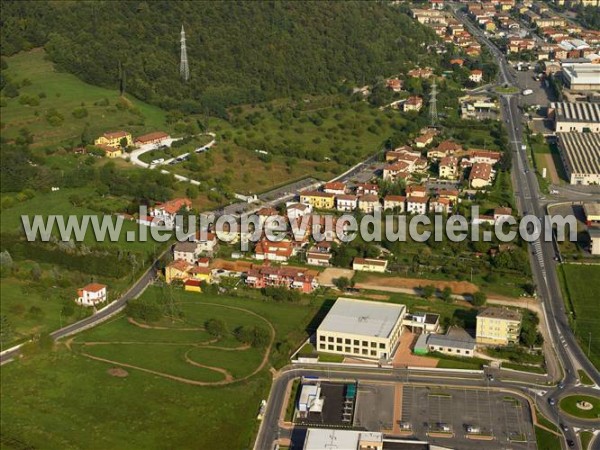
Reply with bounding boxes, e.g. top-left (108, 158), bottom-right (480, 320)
top-left (323, 181), bottom-right (347, 195)
top-left (254, 239), bottom-right (295, 262)
top-left (150, 198), bottom-right (192, 229)
top-left (406, 196), bottom-right (429, 215)
top-left (76, 283), bottom-right (107, 307)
